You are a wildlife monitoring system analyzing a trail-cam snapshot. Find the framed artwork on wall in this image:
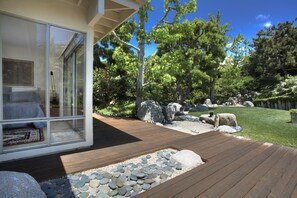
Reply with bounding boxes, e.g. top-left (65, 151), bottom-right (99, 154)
top-left (2, 58), bottom-right (34, 86)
